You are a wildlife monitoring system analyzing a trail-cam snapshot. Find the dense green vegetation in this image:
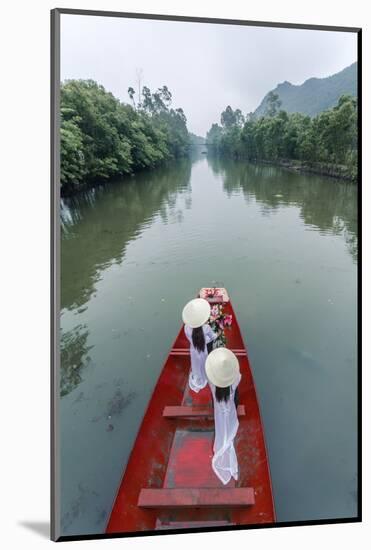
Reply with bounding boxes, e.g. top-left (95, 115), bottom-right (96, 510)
top-left (254, 62), bottom-right (357, 117)
top-left (207, 94), bottom-right (358, 181)
top-left (61, 80), bottom-right (190, 193)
